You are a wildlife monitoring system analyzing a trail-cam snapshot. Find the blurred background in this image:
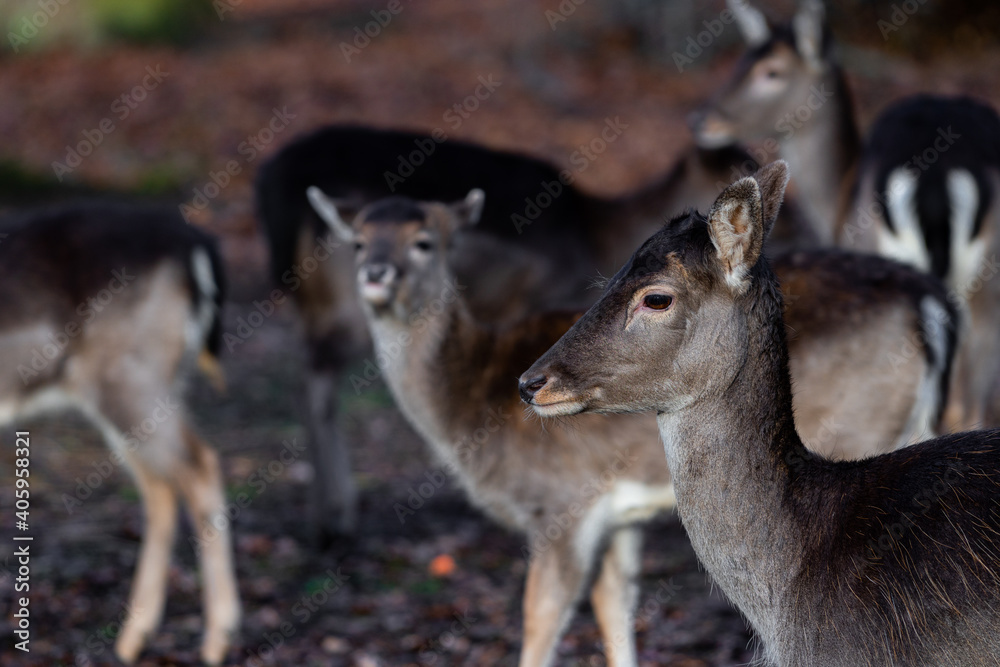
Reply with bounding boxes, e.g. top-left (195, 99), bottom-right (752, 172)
top-left (0, 0), bottom-right (998, 664)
